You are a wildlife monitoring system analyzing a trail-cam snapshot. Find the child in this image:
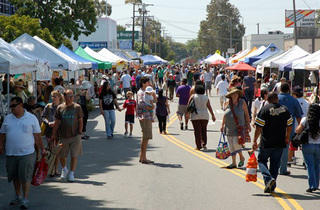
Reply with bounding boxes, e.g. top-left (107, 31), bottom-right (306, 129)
top-left (144, 86), bottom-right (156, 121)
top-left (122, 91), bottom-right (137, 137)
